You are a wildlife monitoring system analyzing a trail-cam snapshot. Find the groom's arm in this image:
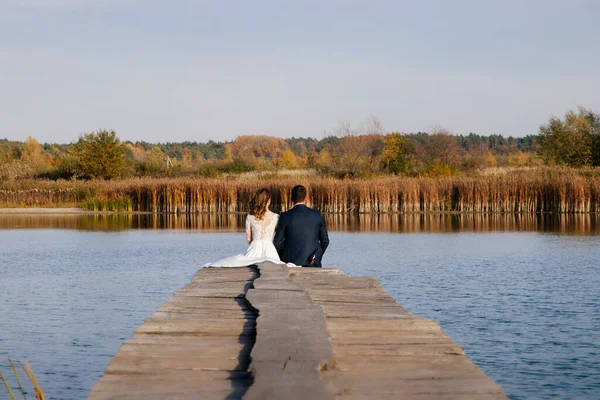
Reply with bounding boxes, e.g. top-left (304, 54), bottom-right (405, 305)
top-left (273, 215), bottom-right (285, 253)
top-left (318, 213), bottom-right (329, 254)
